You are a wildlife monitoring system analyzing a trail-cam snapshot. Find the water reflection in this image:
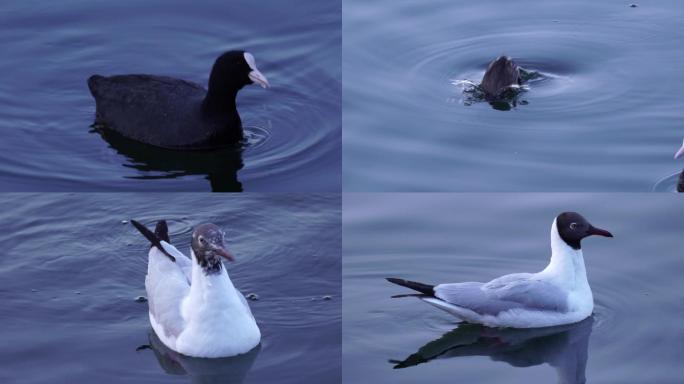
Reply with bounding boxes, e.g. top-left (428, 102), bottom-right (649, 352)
top-left (391, 317), bottom-right (593, 384)
top-left (95, 127), bottom-right (243, 191)
top-left (140, 330), bottom-right (260, 384)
